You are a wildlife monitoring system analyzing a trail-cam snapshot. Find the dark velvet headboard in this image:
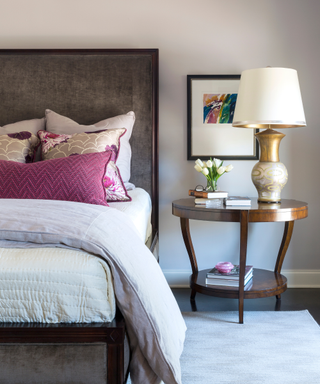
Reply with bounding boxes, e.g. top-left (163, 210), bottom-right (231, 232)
top-left (0, 49), bottom-right (159, 236)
